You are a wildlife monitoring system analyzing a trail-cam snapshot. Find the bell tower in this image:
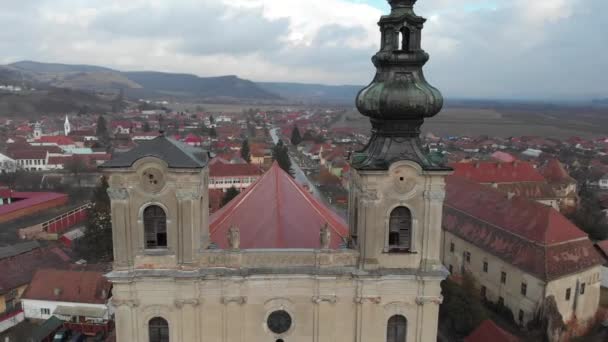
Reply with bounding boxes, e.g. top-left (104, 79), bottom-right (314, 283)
top-left (349, 0), bottom-right (451, 271)
top-left (101, 134), bottom-right (209, 270)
